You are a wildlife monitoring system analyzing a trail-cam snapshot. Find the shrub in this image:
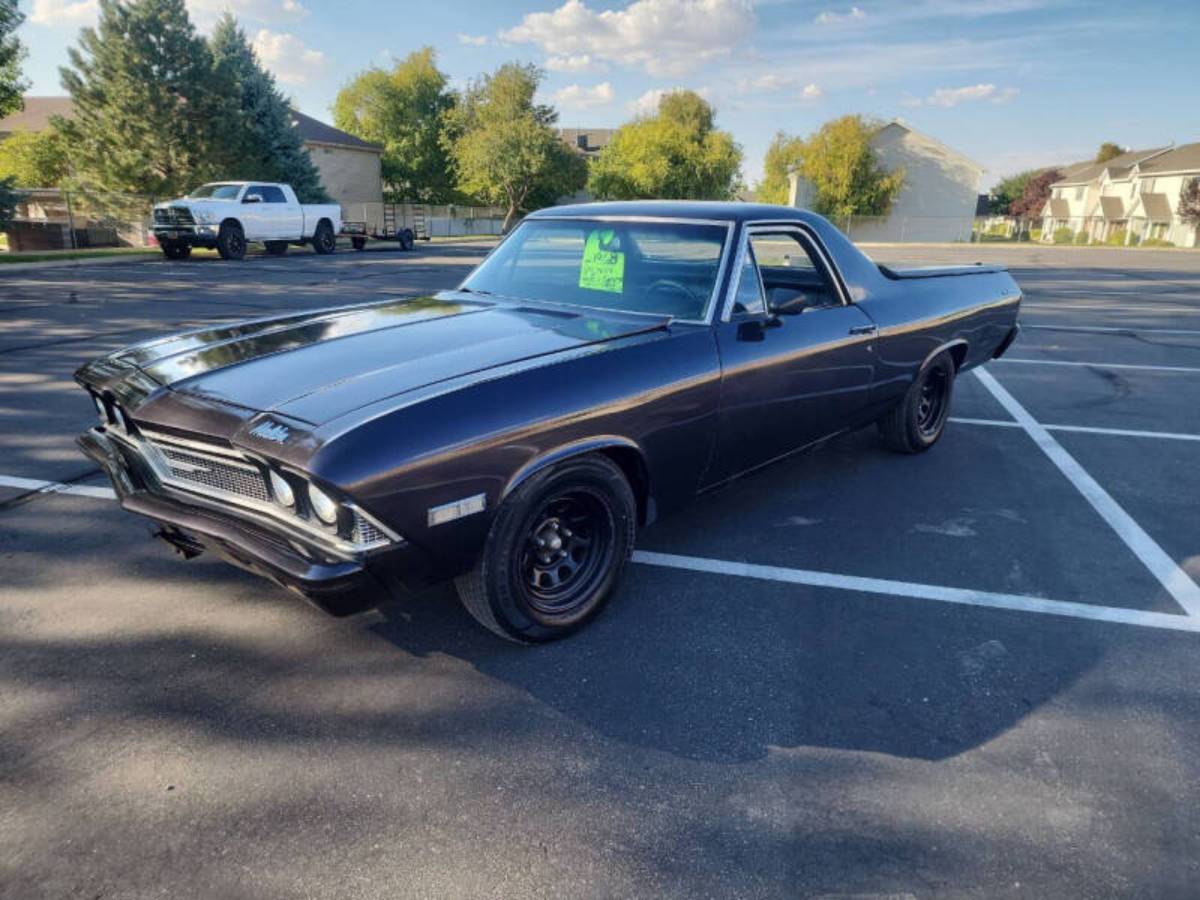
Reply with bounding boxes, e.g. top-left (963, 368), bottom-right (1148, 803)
top-left (1052, 226), bottom-right (1075, 244)
top-left (1141, 237), bottom-right (1174, 248)
top-left (1106, 229), bottom-right (1128, 246)
top-left (1073, 230), bottom-right (1091, 245)
top-left (1029, 228), bottom-right (1041, 242)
